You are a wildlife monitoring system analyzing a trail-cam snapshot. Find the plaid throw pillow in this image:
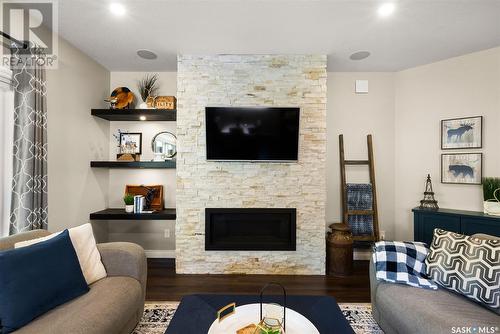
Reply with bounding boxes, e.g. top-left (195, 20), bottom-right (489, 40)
top-left (426, 229), bottom-right (500, 314)
top-left (373, 241), bottom-right (438, 290)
